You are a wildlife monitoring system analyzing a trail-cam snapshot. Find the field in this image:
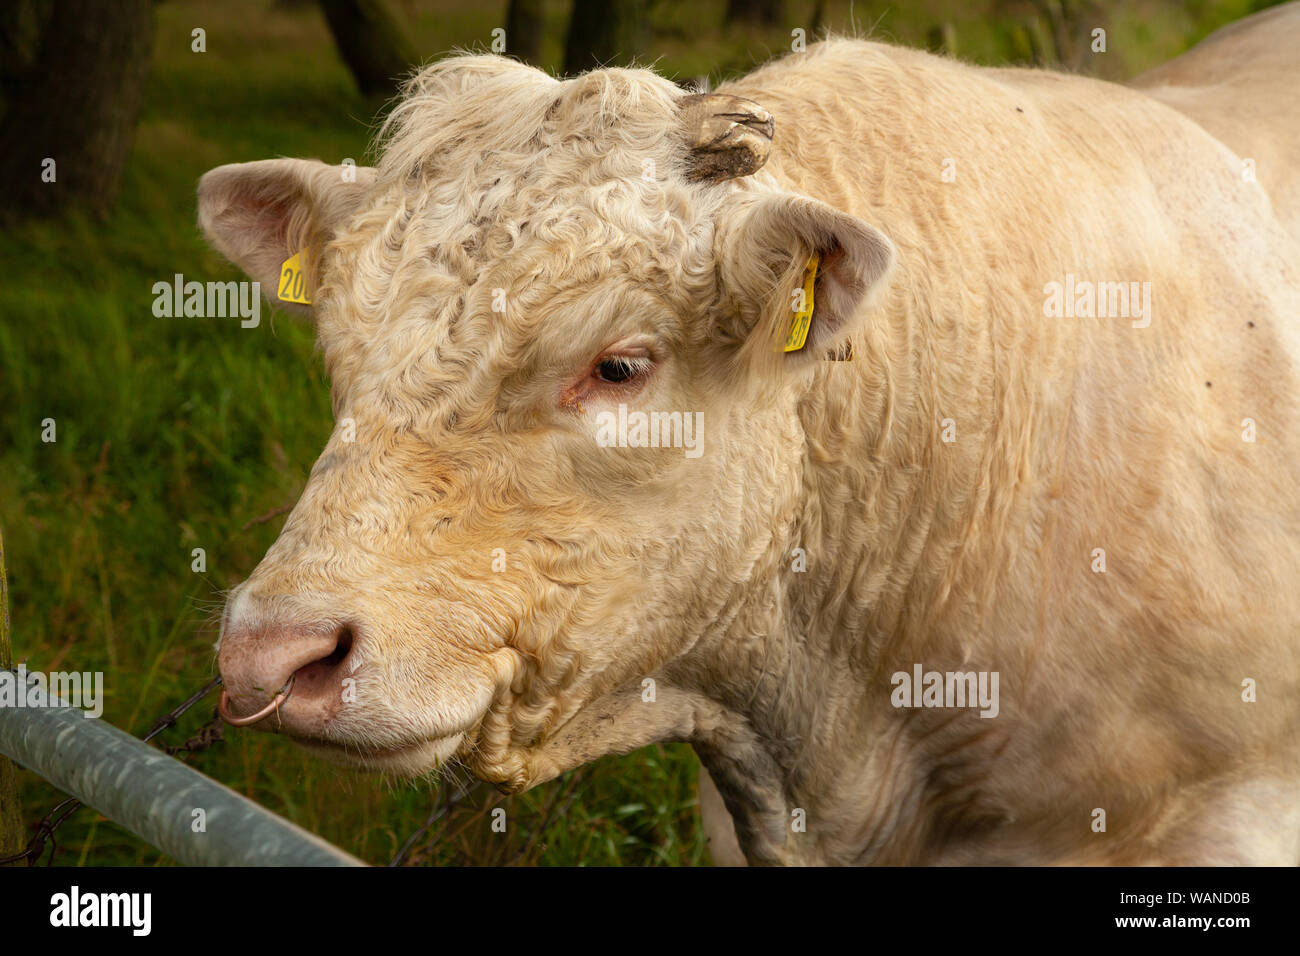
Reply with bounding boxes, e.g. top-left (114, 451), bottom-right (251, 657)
top-left (0, 0), bottom-right (1276, 865)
